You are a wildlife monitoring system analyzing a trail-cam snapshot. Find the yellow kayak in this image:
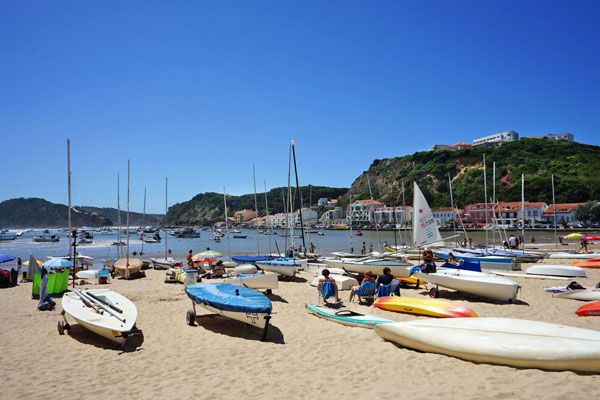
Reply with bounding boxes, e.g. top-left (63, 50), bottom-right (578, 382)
top-left (374, 296), bottom-right (477, 318)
